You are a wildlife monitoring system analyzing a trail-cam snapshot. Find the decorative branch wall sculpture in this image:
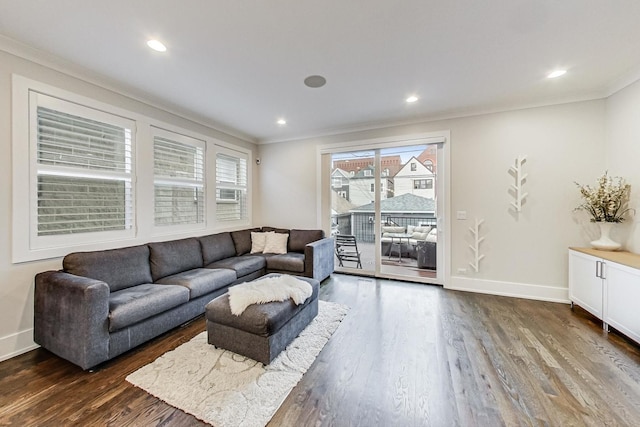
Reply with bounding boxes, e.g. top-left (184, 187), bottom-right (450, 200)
top-left (509, 155), bottom-right (528, 212)
top-left (468, 218), bottom-right (485, 273)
